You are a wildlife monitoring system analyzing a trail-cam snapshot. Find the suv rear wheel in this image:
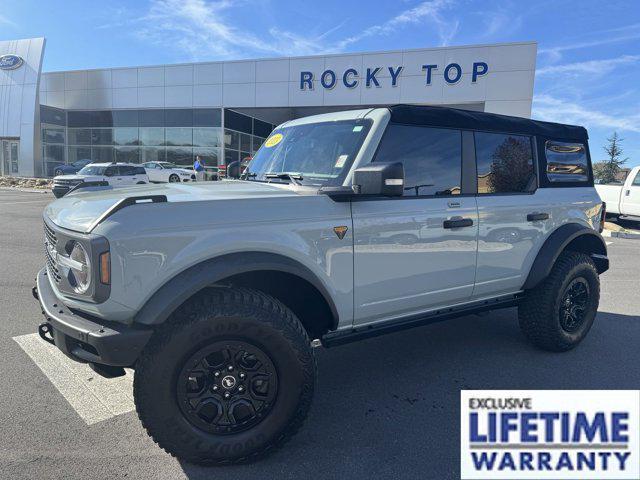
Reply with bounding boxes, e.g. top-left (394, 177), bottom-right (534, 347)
top-left (518, 251), bottom-right (600, 352)
top-left (134, 287), bottom-right (316, 465)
